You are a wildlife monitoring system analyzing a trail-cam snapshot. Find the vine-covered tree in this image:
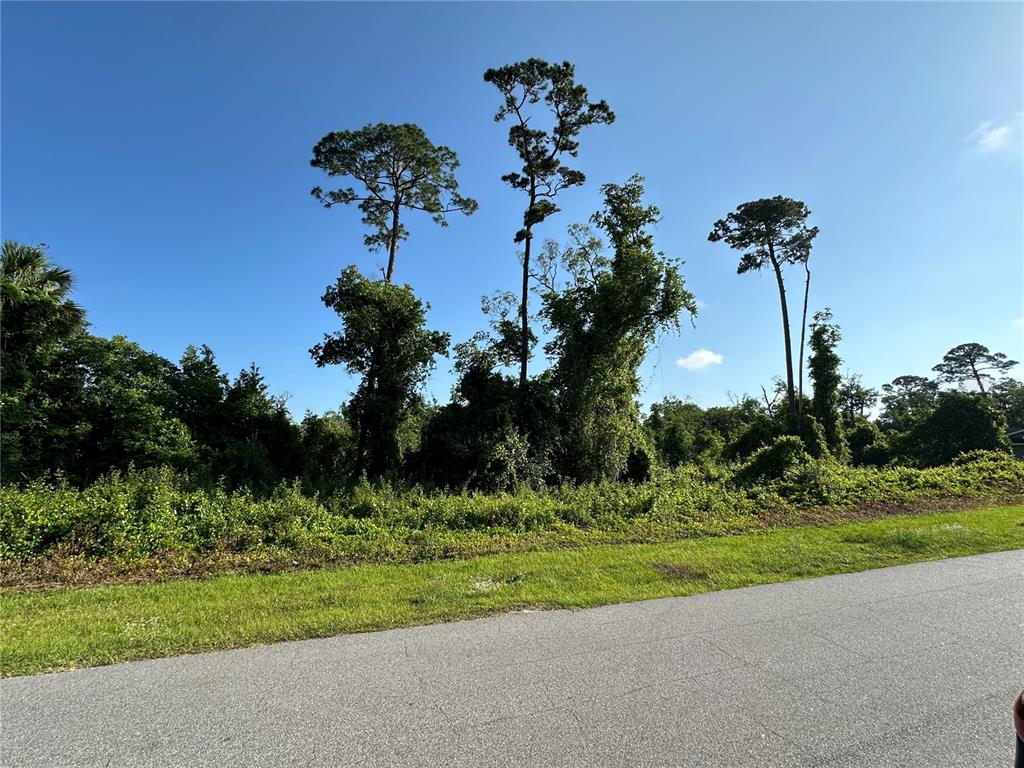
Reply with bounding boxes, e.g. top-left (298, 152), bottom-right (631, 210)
top-left (931, 342), bottom-right (1018, 394)
top-left (807, 309), bottom-right (848, 460)
top-left (310, 123), bottom-right (477, 282)
top-left (537, 175), bottom-right (696, 482)
top-left (484, 58), bottom-right (614, 386)
top-left (708, 197), bottom-right (818, 419)
top-left (310, 267), bottom-right (449, 479)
